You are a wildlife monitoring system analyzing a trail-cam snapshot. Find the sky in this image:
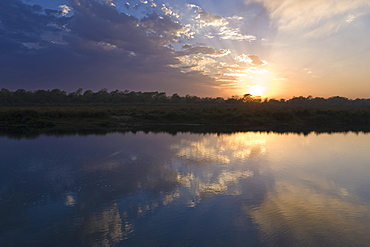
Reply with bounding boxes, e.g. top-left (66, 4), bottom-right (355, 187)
top-left (1, 0), bottom-right (370, 99)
